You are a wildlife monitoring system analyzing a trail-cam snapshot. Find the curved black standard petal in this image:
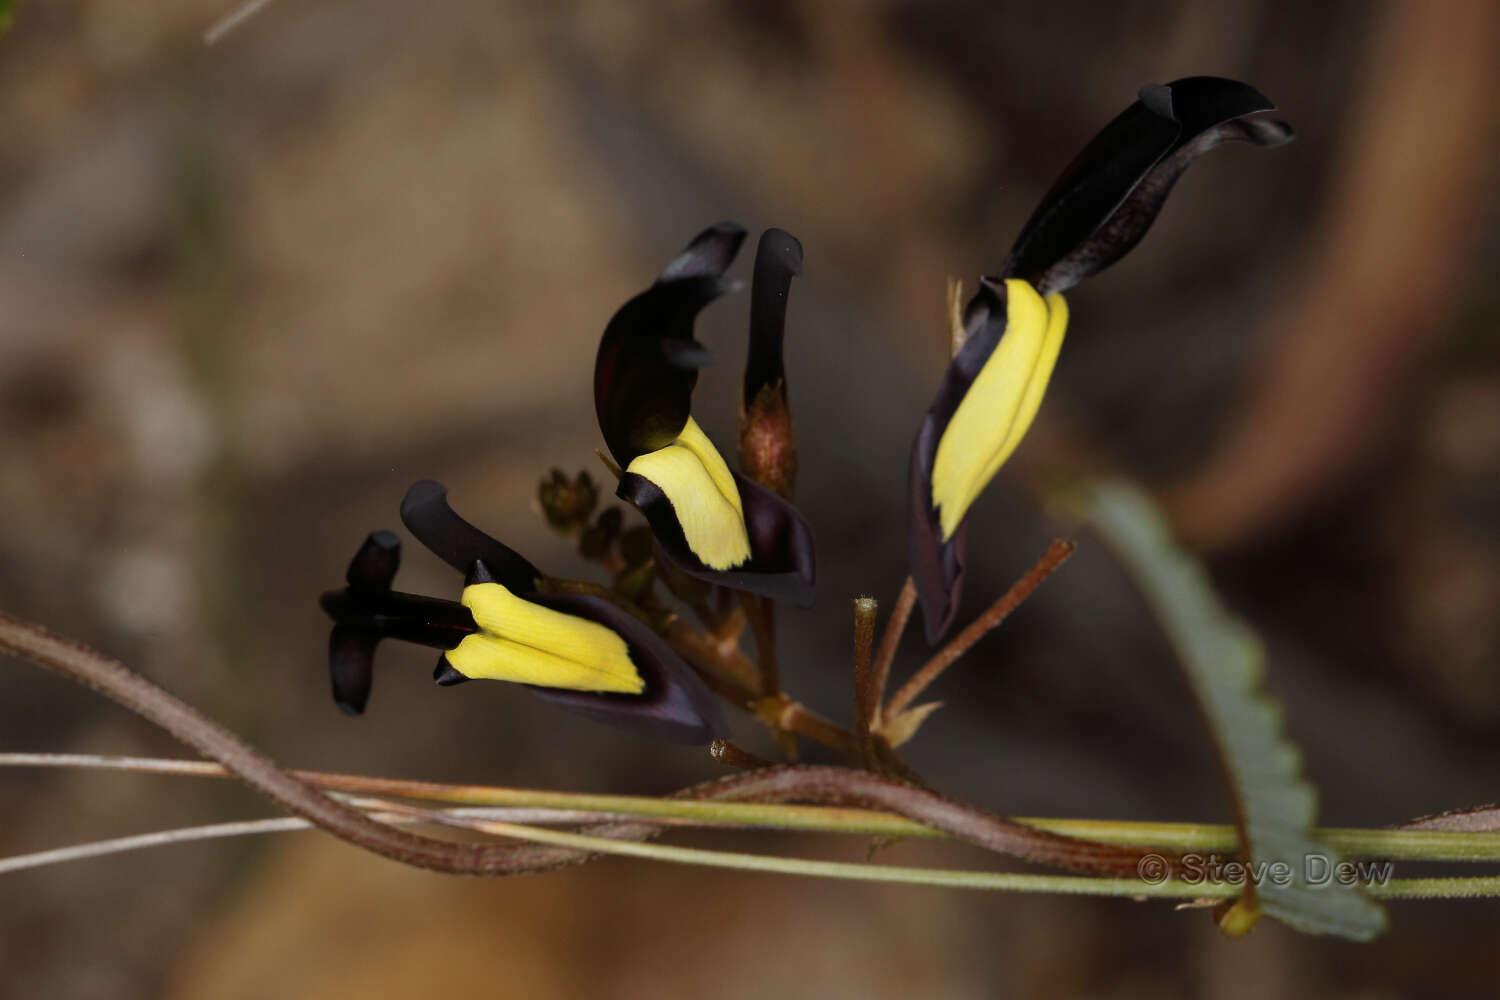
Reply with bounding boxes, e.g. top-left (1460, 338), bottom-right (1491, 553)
top-left (399, 480), bottom-right (541, 592)
top-left (1002, 76), bottom-right (1293, 295)
top-left (513, 591), bottom-right (729, 745)
top-left (617, 468), bottom-right (816, 607)
top-left (908, 280), bottom-right (1008, 642)
top-left (743, 228), bottom-right (804, 404)
top-left (319, 531), bottom-right (478, 714)
top-left (595, 222), bottom-right (748, 466)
